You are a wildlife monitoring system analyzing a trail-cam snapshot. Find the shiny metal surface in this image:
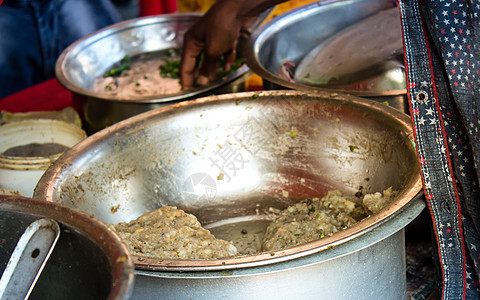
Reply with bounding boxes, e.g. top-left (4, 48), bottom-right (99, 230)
top-left (35, 90), bottom-right (424, 299)
top-left (0, 218), bottom-right (59, 300)
top-left (132, 205), bottom-right (424, 299)
top-left (245, 0), bottom-right (407, 112)
top-left (0, 195), bottom-right (135, 299)
top-left (294, 6), bottom-right (403, 86)
top-left (35, 90), bottom-right (422, 269)
top-left (55, 13), bottom-right (251, 133)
